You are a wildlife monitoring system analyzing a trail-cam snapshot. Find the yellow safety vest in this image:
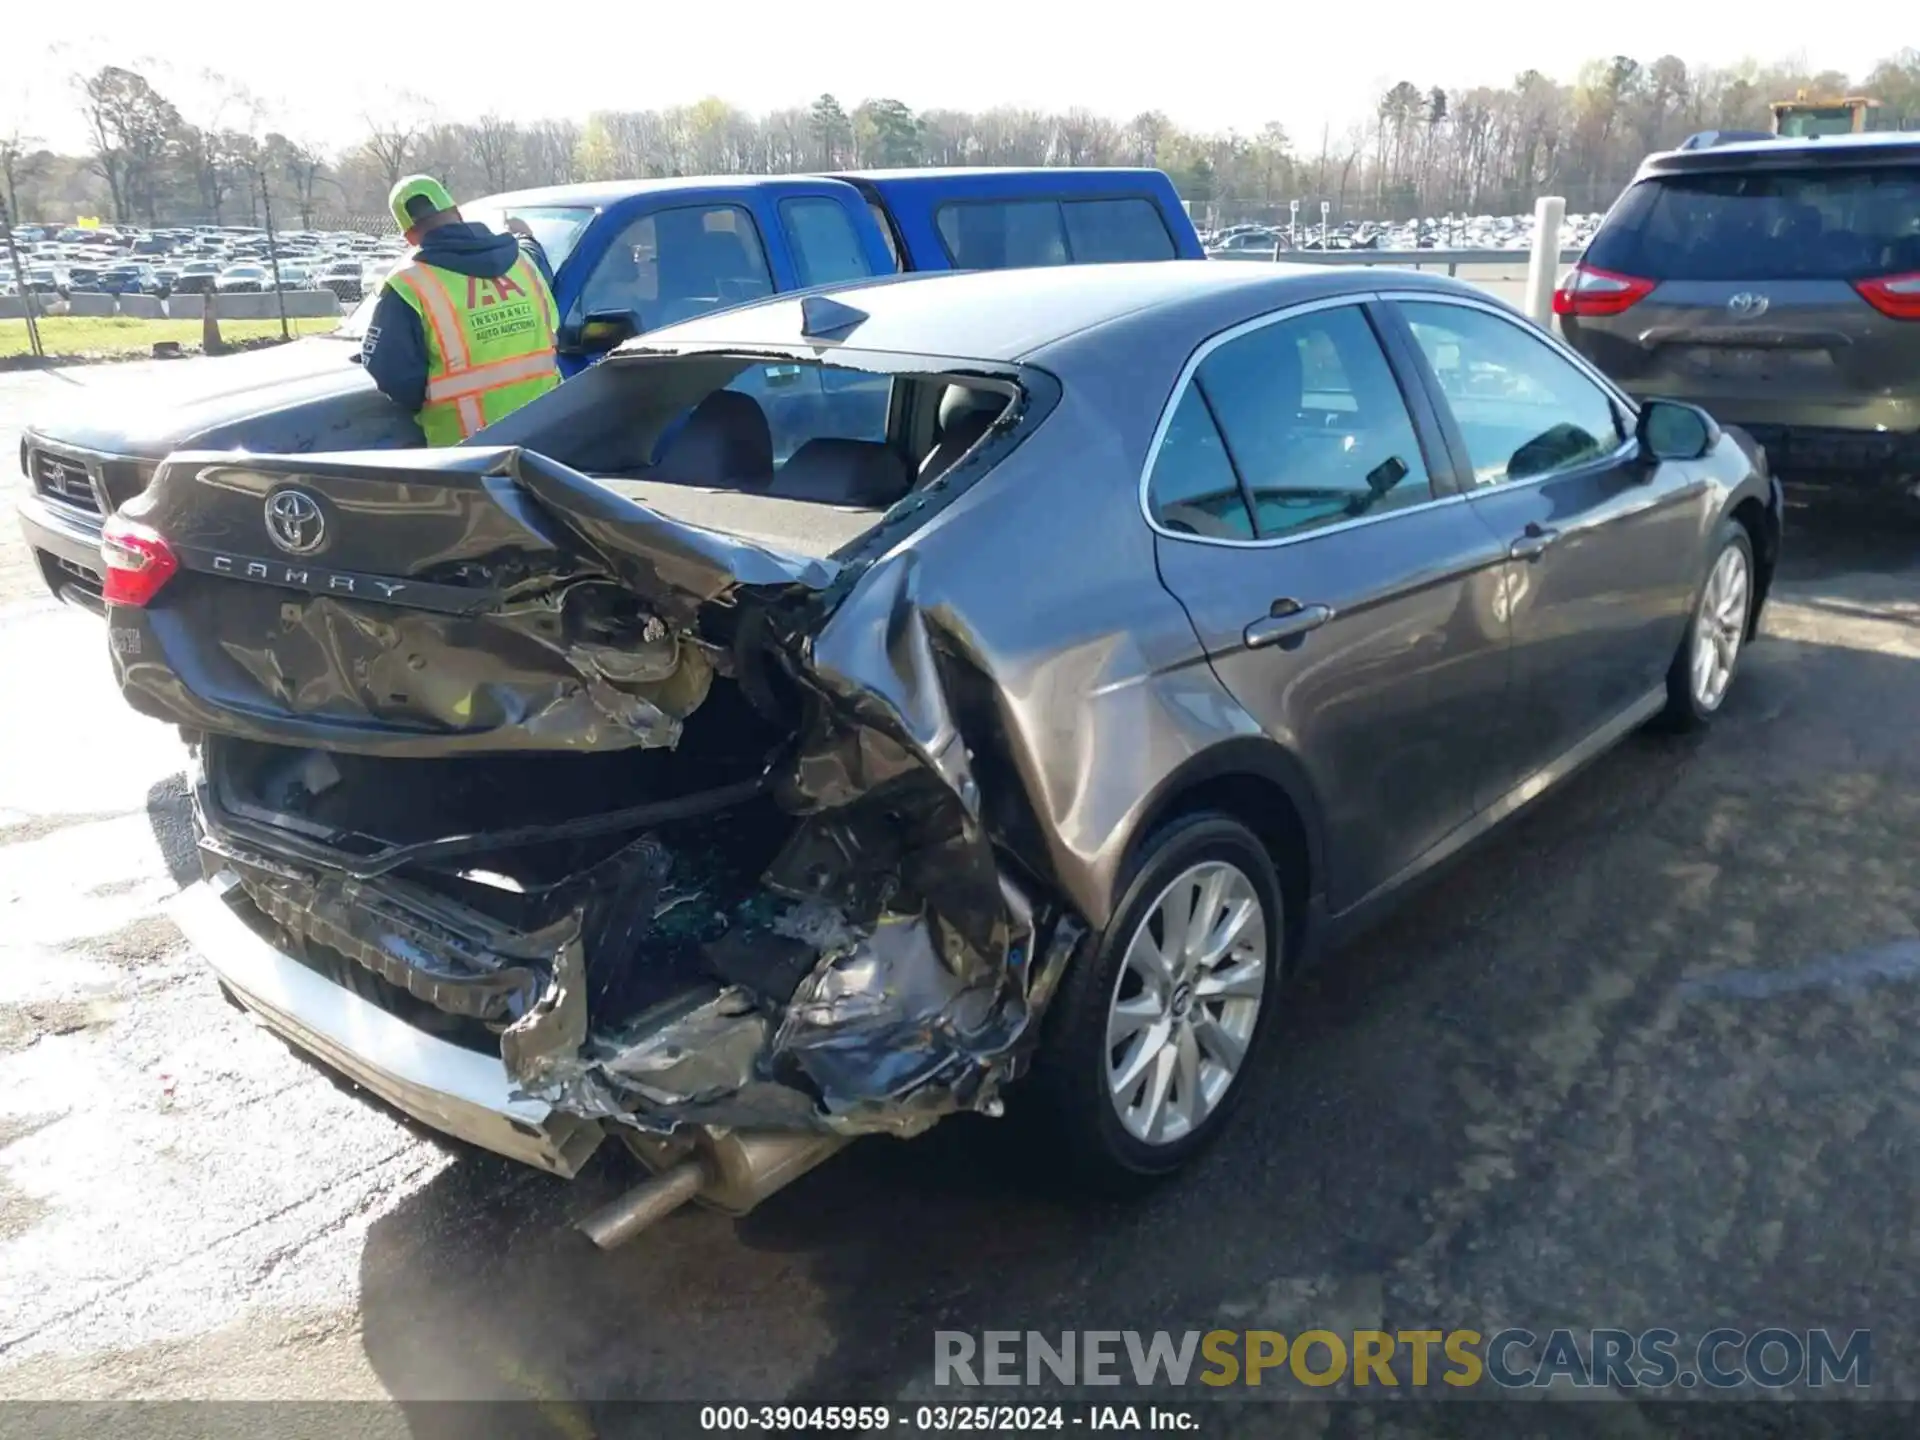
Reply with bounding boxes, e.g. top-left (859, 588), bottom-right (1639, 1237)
top-left (383, 253), bottom-right (560, 446)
